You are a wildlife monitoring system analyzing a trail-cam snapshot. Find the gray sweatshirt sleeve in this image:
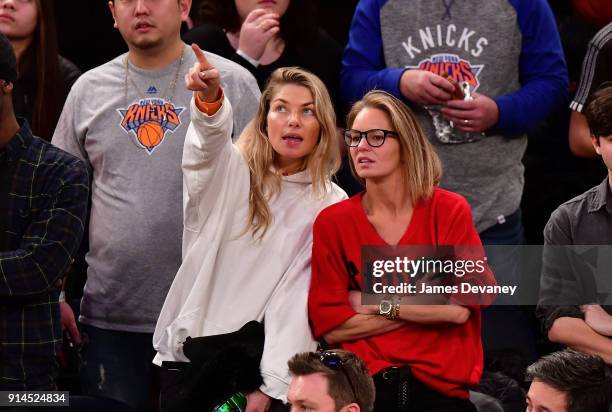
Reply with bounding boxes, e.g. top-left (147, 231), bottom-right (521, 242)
top-left (51, 78), bottom-right (91, 170)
